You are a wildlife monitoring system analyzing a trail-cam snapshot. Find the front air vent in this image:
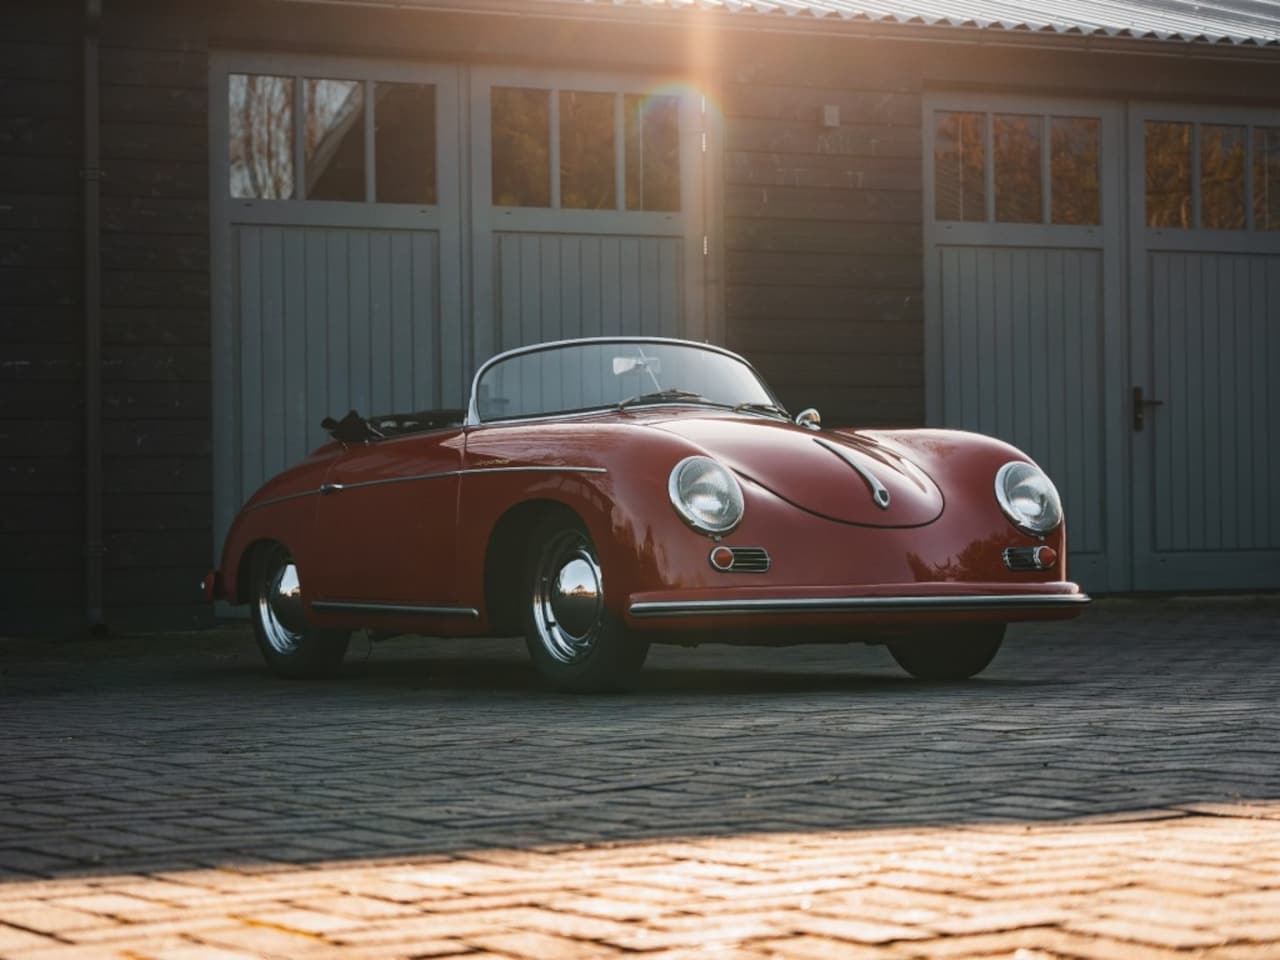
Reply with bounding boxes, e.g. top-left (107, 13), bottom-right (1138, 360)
top-left (1003, 546), bottom-right (1056, 572)
top-left (710, 546), bottom-right (771, 573)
